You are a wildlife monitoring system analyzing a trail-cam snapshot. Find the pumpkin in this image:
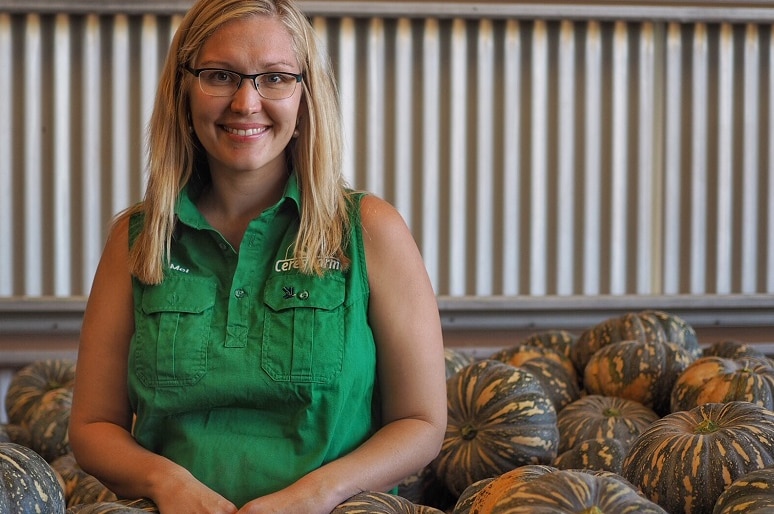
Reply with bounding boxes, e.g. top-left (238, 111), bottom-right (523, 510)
top-left (464, 465), bottom-right (557, 513)
top-left (703, 339), bottom-right (767, 359)
top-left (432, 360), bottom-right (558, 496)
top-left (0, 423), bottom-right (32, 448)
top-left (470, 468), bottom-right (668, 513)
top-left (552, 437), bottom-right (629, 474)
top-left (331, 491), bottom-right (444, 513)
top-left (0, 442), bottom-right (66, 513)
top-left (51, 453), bottom-right (117, 507)
top-left (583, 339), bottom-right (695, 415)
top-left (5, 359), bottom-right (76, 426)
top-left (713, 467), bottom-right (774, 514)
top-left (622, 401), bottom-right (774, 514)
top-left (670, 356), bottom-right (774, 413)
top-left (572, 310), bottom-right (700, 375)
top-left (511, 330), bottom-right (578, 373)
top-left (490, 344), bottom-right (580, 412)
top-left (396, 465), bottom-right (456, 512)
top-left (556, 394), bottom-right (659, 454)
top-left (26, 387), bottom-right (73, 462)
top-left (66, 498), bottom-right (158, 513)
top-left (451, 478), bottom-right (495, 514)
top-left (444, 348), bottom-right (476, 379)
